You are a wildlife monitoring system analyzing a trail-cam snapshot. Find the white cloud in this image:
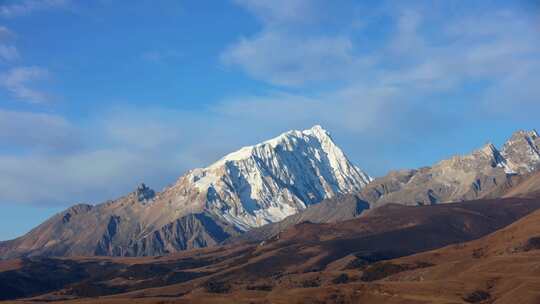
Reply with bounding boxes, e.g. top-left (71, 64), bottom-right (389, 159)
top-left (0, 66), bottom-right (50, 103)
top-left (222, 0), bottom-right (376, 87)
top-left (221, 31), bottom-right (367, 86)
top-left (0, 150), bottom-right (153, 205)
top-left (0, 26), bottom-right (18, 62)
top-left (0, 109), bottom-right (77, 151)
top-left (0, 110), bottom-right (183, 205)
top-left (0, 0), bottom-right (70, 18)
top-left (225, 1), bottom-right (540, 111)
